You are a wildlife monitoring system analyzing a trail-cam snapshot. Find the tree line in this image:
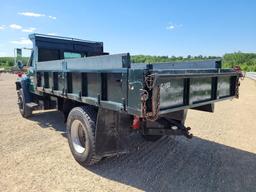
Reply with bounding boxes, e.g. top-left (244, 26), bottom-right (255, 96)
top-left (222, 52), bottom-right (256, 71)
top-left (131, 52), bottom-right (256, 71)
top-left (131, 55), bottom-right (220, 63)
top-left (0, 57), bottom-right (29, 69)
top-left (0, 52), bottom-right (255, 71)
